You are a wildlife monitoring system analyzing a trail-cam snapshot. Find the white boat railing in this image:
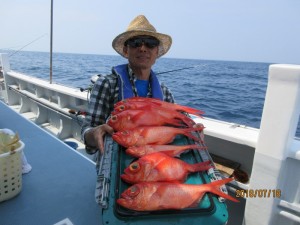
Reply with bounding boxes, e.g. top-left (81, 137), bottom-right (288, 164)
top-left (245, 64), bottom-right (300, 225)
top-left (0, 53), bottom-right (88, 153)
